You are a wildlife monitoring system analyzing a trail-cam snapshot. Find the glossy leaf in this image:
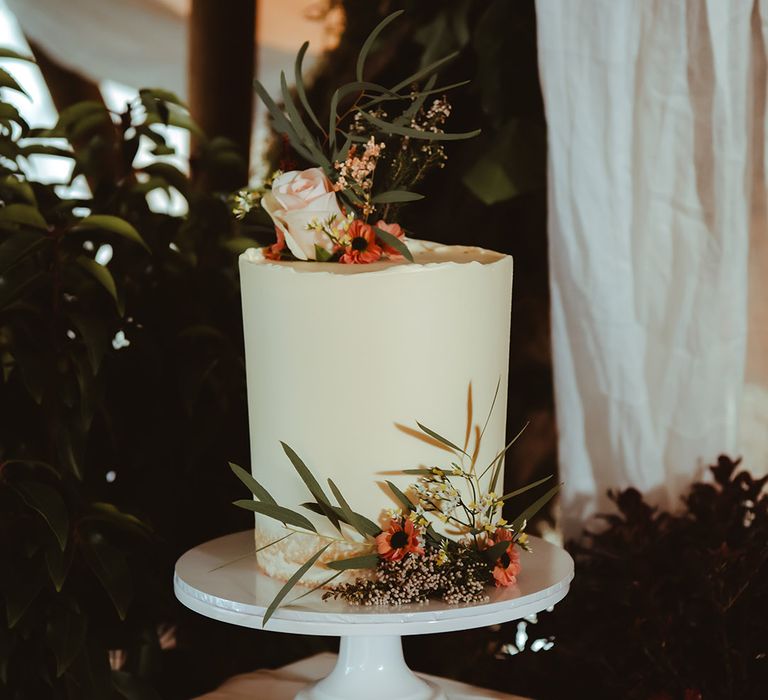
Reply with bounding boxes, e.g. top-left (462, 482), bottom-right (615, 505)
top-left (229, 462), bottom-right (277, 505)
top-left (0, 203), bottom-right (47, 229)
top-left (46, 608), bottom-right (87, 677)
top-left (45, 543), bottom-right (70, 592)
top-left (0, 66), bottom-right (27, 95)
top-left (262, 544), bottom-right (331, 627)
top-left (80, 533), bottom-right (133, 620)
top-left (74, 214), bottom-right (149, 251)
top-left (76, 256), bottom-right (121, 313)
top-left (15, 480), bottom-right (69, 550)
top-left (233, 499), bottom-right (317, 532)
